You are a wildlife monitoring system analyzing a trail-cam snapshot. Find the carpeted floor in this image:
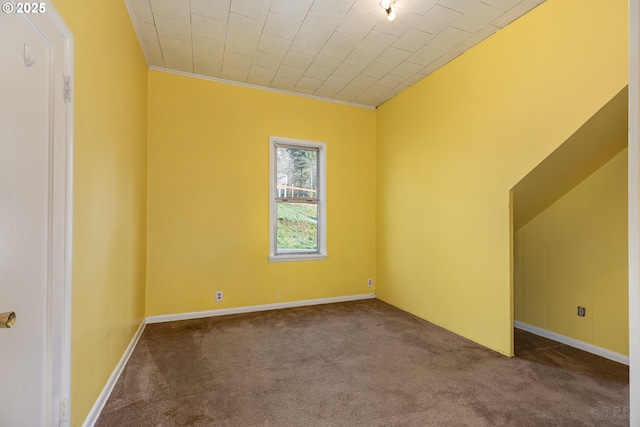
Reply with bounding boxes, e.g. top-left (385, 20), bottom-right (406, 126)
top-left (95, 299), bottom-right (629, 426)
